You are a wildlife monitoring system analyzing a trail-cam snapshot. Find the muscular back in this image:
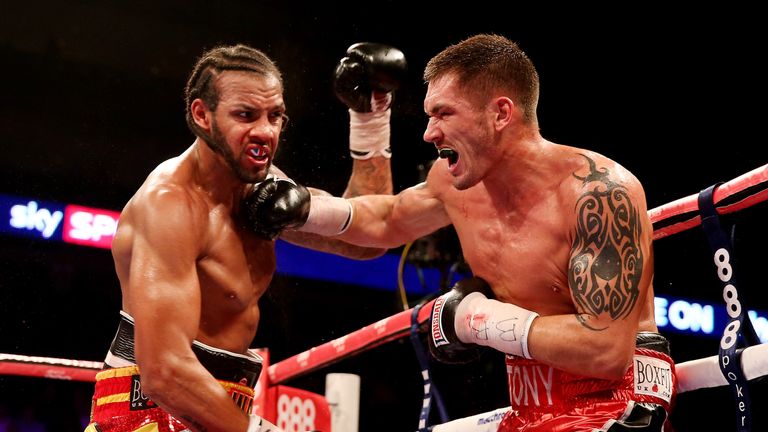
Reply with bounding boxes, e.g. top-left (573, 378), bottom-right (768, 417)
top-left (112, 148), bottom-right (275, 354)
top-left (431, 147), bottom-right (657, 331)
